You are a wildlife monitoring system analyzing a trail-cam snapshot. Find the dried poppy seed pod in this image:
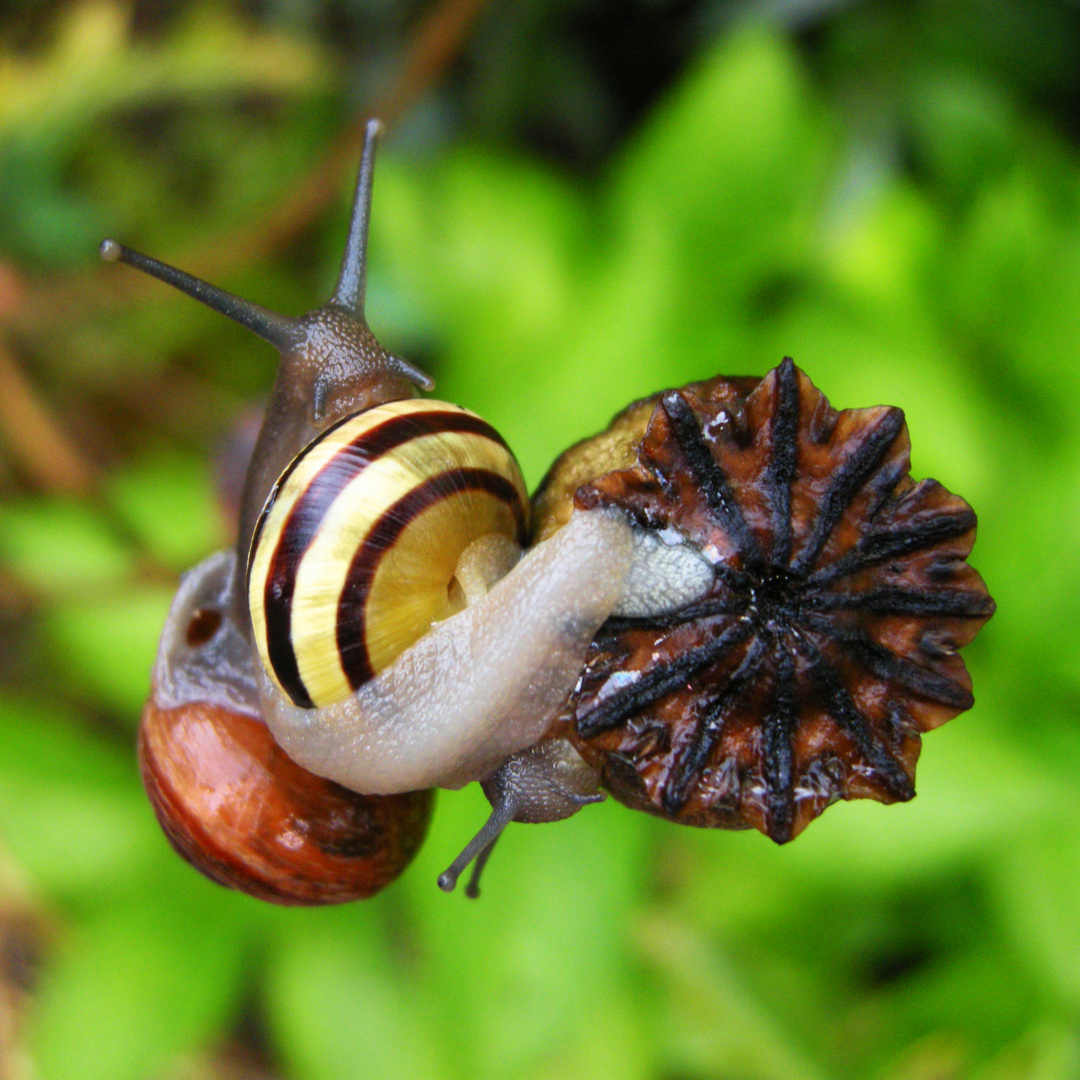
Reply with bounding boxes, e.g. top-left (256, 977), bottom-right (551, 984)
top-left (536, 357), bottom-right (995, 844)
